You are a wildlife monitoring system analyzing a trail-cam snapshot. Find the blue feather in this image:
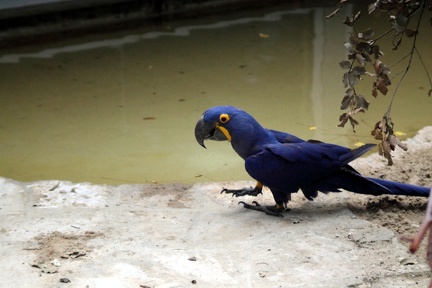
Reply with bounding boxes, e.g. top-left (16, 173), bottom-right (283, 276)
top-left (197, 106), bottom-right (430, 208)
